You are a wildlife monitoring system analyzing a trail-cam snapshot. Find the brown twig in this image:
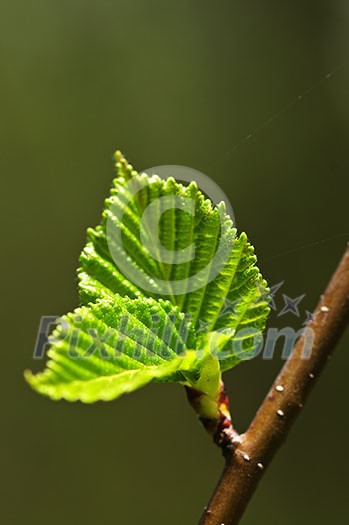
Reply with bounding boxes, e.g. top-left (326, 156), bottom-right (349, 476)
top-left (199, 244), bottom-right (349, 525)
